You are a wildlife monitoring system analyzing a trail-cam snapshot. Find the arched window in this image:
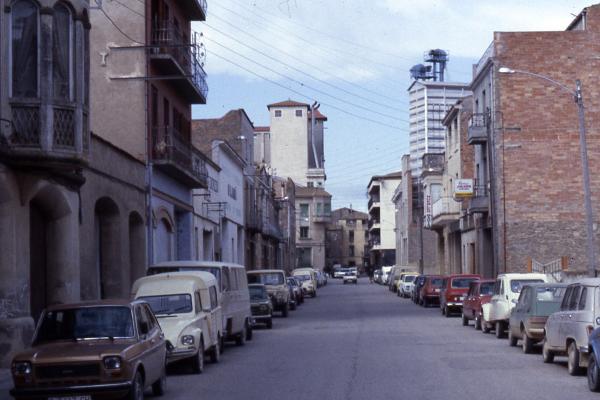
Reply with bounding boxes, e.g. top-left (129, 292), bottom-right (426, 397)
top-left (11, 0), bottom-right (39, 98)
top-left (53, 3), bottom-right (72, 101)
